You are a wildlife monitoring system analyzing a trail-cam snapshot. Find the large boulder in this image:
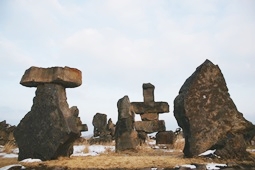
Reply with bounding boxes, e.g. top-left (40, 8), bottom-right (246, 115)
top-left (20, 66), bottom-right (82, 88)
top-left (115, 96), bottom-right (139, 152)
top-left (174, 59), bottom-right (255, 159)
